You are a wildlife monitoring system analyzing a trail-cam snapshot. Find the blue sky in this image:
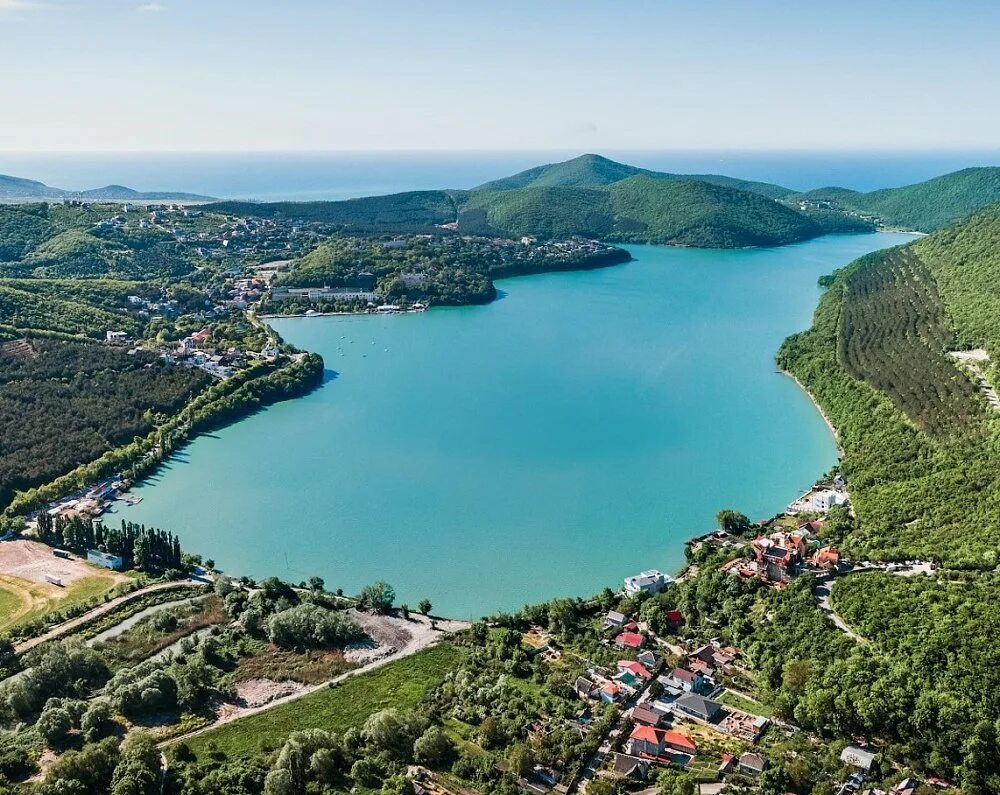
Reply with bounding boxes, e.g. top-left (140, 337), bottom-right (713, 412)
top-left (1, 0), bottom-right (998, 151)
